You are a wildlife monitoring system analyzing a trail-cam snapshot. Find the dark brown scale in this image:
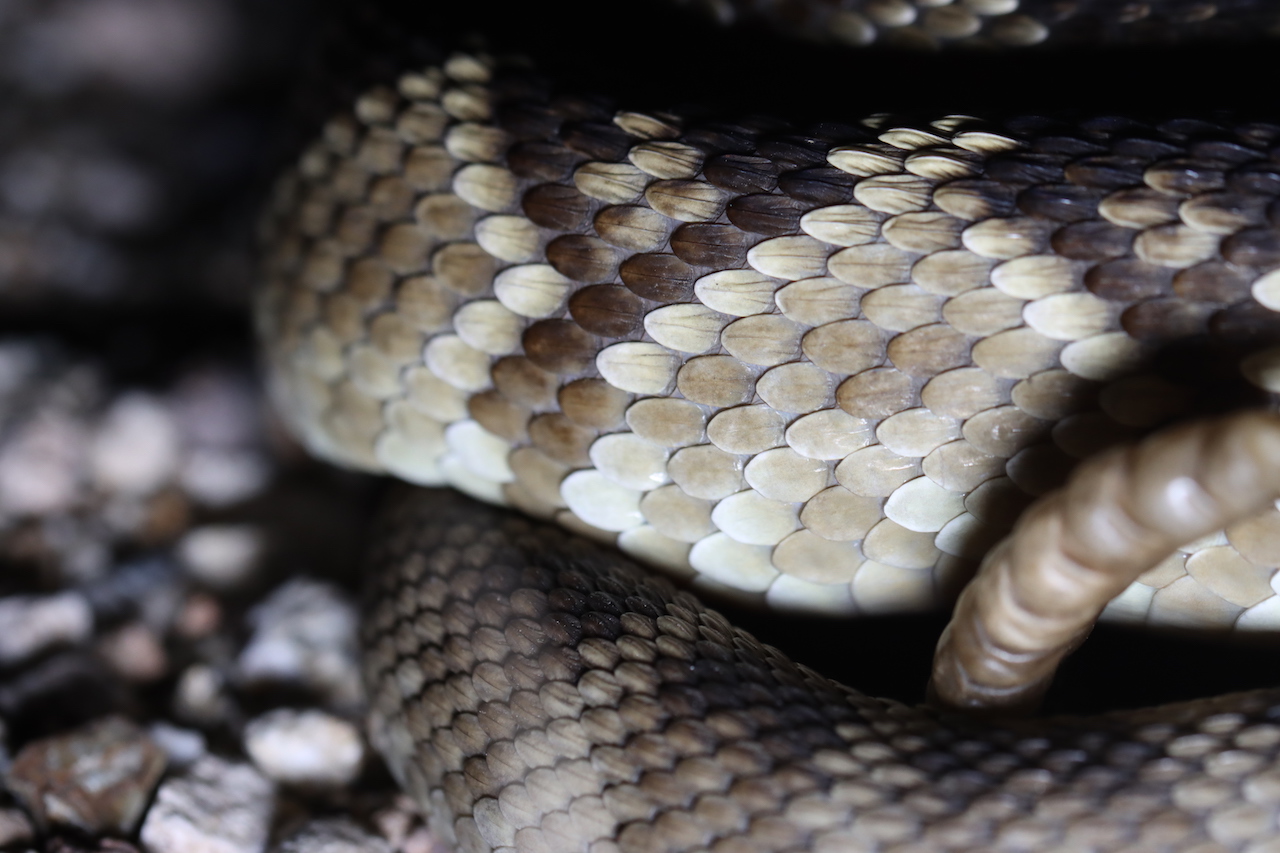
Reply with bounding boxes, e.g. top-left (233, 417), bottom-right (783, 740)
top-left (619, 254), bottom-right (696, 301)
top-left (582, 611), bottom-right (623, 639)
top-left (705, 154), bottom-right (780, 194)
top-left (1064, 156), bottom-right (1149, 189)
top-left (777, 166), bottom-right (855, 205)
top-left (496, 103), bottom-right (563, 141)
top-left (1120, 299), bottom-right (1217, 340)
top-left (549, 93), bottom-right (614, 122)
top-left (491, 356), bottom-right (558, 411)
top-left (522, 319), bottom-right (599, 375)
top-left (1192, 139), bottom-right (1264, 164)
top-left (1085, 258), bottom-right (1174, 301)
top-left (1209, 301), bottom-right (1280, 343)
top-left (1079, 116), bottom-right (1152, 138)
top-left (522, 183), bottom-right (593, 230)
top-left (682, 126), bottom-right (757, 155)
top-left (1223, 226), bottom-right (1280, 267)
top-left (543, 612), bottom-right (583, 646)
top-left (545, 234), bottom-right (620, 282)
top-left (985, 152), bottom-right (1067, 184)
top-left (1158, 118), bottom-right (1229, 138)
top-left (1029, 136), bottom-right (1107, 157)
top-left (670, 223), bottom-right (752, 268)
top-left (568, 285), bottom-right (645, 337)
top-left (1228, 163), bottom-right (1280, 195)
top-left (755, 138), bottom-right (829, 171)
top-left (507, 141), bottom-right (580, 180)
top-left (467, 391), bottom-right (531, 442)
top-left (1017, 184), bottom-right (1101, 222)
top-left (1109, 137), bottom-right (1183, 160)
top-left (562, 122), bottom-right (633, 161)
top-left (1172, 261), bottom-right (1254, 304)
top-left (1051, 220), bottom-right (1135, 260)
top-left (726, 194), bottom-right (807, 235)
